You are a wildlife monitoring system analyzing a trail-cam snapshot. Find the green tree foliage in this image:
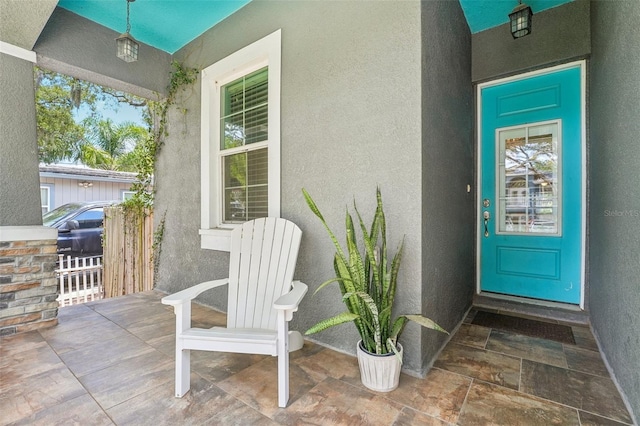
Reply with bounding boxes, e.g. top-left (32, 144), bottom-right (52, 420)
top-left (34, 67), bottom-right (148, 165)
top-left (35, 63), bottom-right (197, 212)
top-left (35, 75), bottom-right (86, 163)
top-left (80, 118), bottom-right (148, 171)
